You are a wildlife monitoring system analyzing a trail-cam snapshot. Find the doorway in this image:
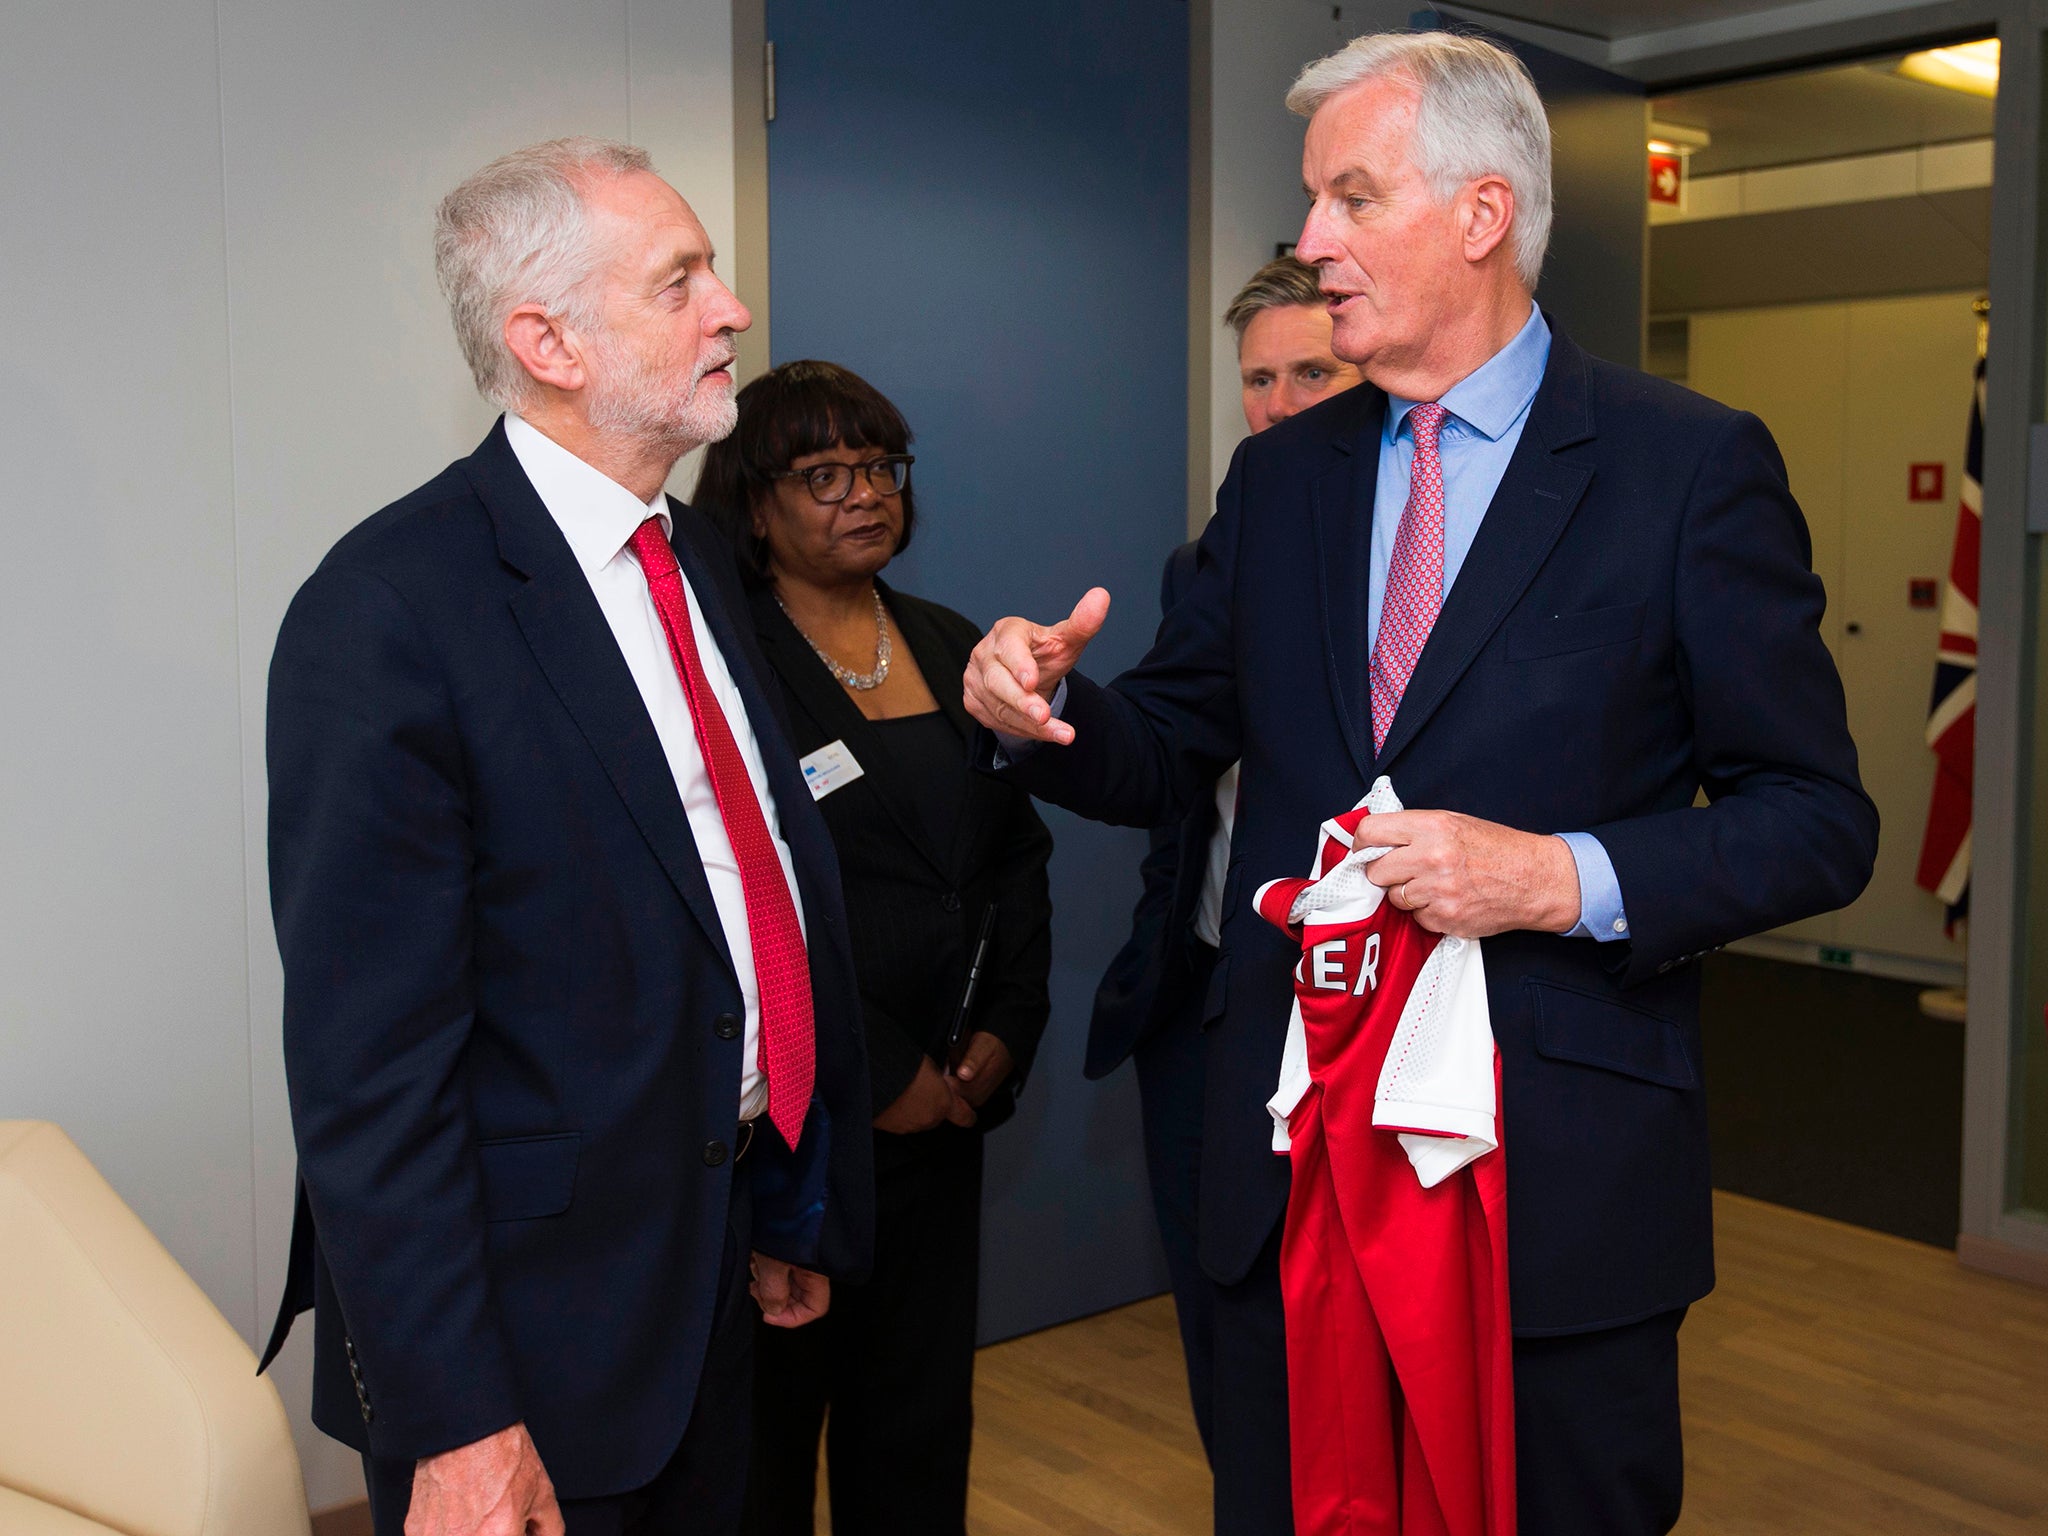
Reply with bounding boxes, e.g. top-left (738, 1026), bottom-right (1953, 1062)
top-left (1645, 41), bottom-right (1994, 1246)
